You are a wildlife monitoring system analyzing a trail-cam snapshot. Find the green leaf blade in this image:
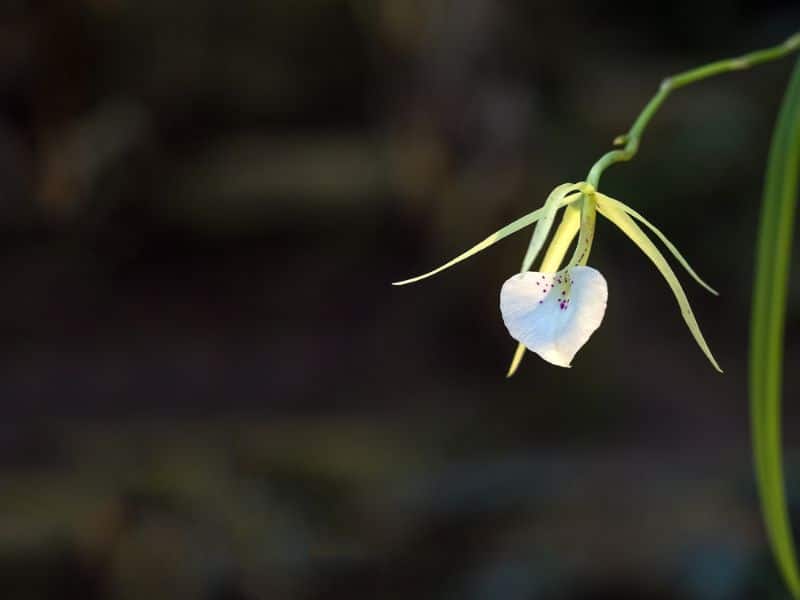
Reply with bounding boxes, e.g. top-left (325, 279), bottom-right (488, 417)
top-left (750, 57), bottom-right (800, 598)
